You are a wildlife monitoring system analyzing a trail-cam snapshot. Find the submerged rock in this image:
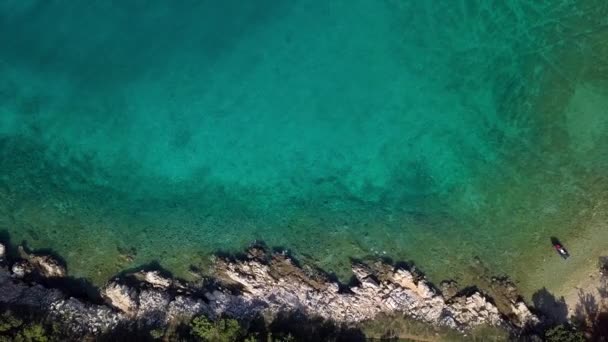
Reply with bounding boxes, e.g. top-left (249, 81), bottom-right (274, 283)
top-left (490, 277), bottom-right (540, 328)
top-left (490, 277), bottom-right (520, 303)
top-left (439, 280), bottom-right (459, 300)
